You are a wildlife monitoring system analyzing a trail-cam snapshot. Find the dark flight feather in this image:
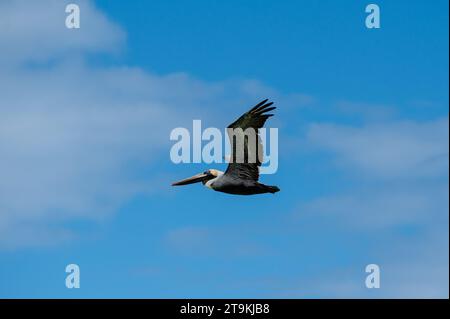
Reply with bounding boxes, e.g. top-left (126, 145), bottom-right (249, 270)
top-left (225, 100), bottom-right (276, 181)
